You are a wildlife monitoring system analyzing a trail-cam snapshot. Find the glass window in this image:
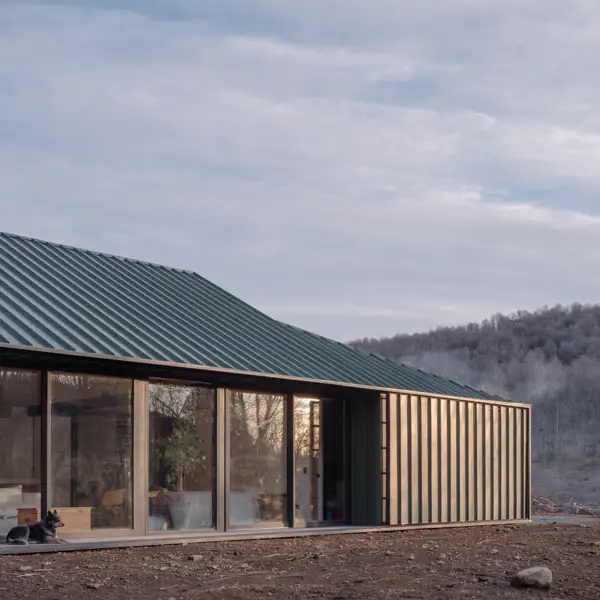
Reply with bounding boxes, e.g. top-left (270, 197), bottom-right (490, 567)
top-left (294, 397), bottom-right (346, 526)
top-left (50, 373), bottom-right (133, 531)
top-left (294, 397), bottom-right (321, 527)
top-left (0, 369), bottom-right (41, 540)
top-left (148, 383), bottom-right (214, 531)
top-left (229, 391), bottom-right (287, 528)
